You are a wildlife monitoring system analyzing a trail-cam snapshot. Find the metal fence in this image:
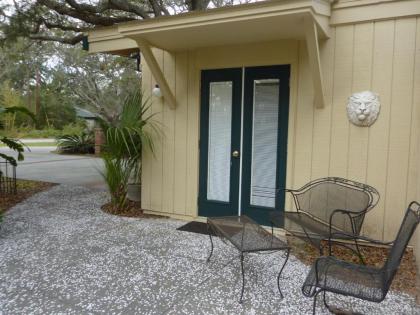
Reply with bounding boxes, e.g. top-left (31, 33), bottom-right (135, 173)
top-left (0, 160), bottom-right (16, 195)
